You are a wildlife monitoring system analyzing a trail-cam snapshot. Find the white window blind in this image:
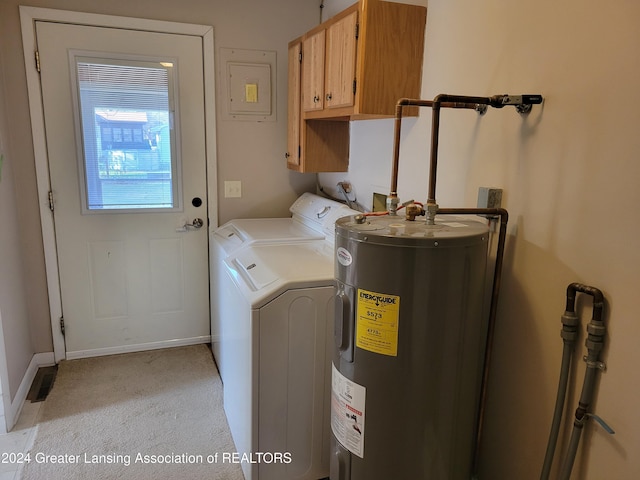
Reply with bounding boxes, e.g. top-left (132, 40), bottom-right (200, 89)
top-left (74, 57), bottom-right (180, 212)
